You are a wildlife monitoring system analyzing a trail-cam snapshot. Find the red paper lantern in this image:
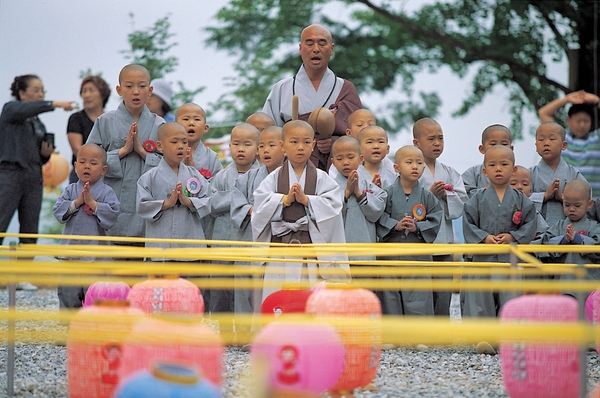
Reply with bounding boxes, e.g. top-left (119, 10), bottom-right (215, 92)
top-left (43, 152), bottom-right (70, 187)
top-left (127, 276), bottom-right (204, 315)
top-left (251, 321), bottom-right (345, 396)
top-left (499, 295), bottom-right (580, 398)
top-left (261, 287), bottom-right (313, 320)
top-left (67, 300), bottom-right (145, 398)
top-left (305, 286), bottom-right (382, 394)
top-left (119, 314), bottom-right (224, 386)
